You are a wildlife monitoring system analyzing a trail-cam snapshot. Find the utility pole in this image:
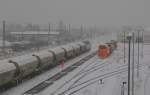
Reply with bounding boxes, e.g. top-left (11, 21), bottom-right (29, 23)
top-left (141, 30), bottom-right (144, 58)
top-left (36, 25), bottom-right (40, 51)
top-left (124, 31), bottom-right (126, 64)
top-left (48, 23), bottom-right (50, 46)
top-left (132, 32), bottom-right (135, 95)
top-left (21, 31), bottom-right (24, 41)
top-left (68, 24), bottom-right (72, 42)
top-left (137, 30), bottom-right (140, 78)
top-left (127, 33), bottom-right (132, 95)
top-left (68, 24), bottom-right (70, 33)
top-left (80, 25), bottom-right (83, 40)
top-left (2, 20), bottom-right (6, 54)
